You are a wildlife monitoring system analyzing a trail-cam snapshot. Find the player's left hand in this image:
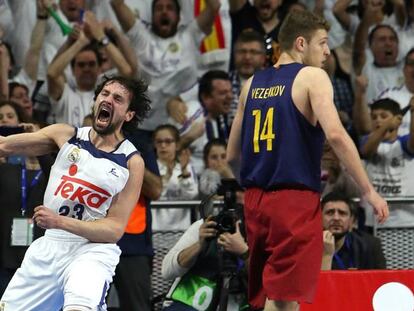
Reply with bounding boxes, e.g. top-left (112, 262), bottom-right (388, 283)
top-left (33, 205), bottom-right (60, 229)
